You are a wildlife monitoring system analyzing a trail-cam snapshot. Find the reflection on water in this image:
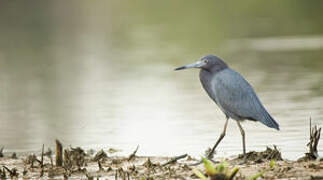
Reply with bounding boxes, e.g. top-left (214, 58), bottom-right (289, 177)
top-left (0, 1), bottom-right (323, 159)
